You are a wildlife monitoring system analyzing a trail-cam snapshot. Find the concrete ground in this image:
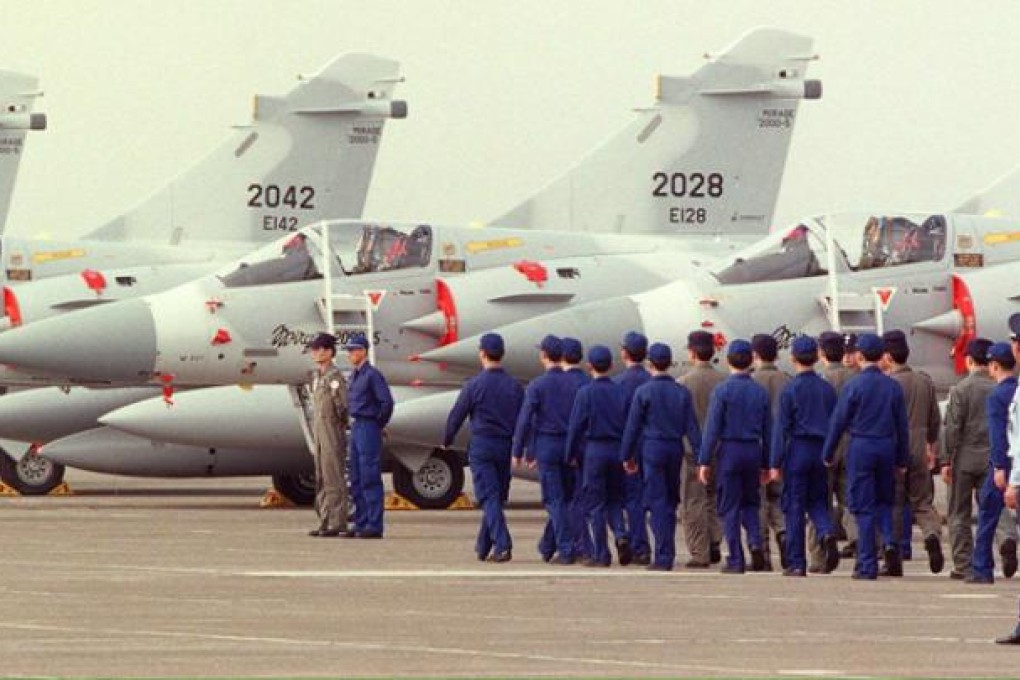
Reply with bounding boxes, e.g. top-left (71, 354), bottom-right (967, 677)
top-left (0, 470), bottom-right (1017, 678)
